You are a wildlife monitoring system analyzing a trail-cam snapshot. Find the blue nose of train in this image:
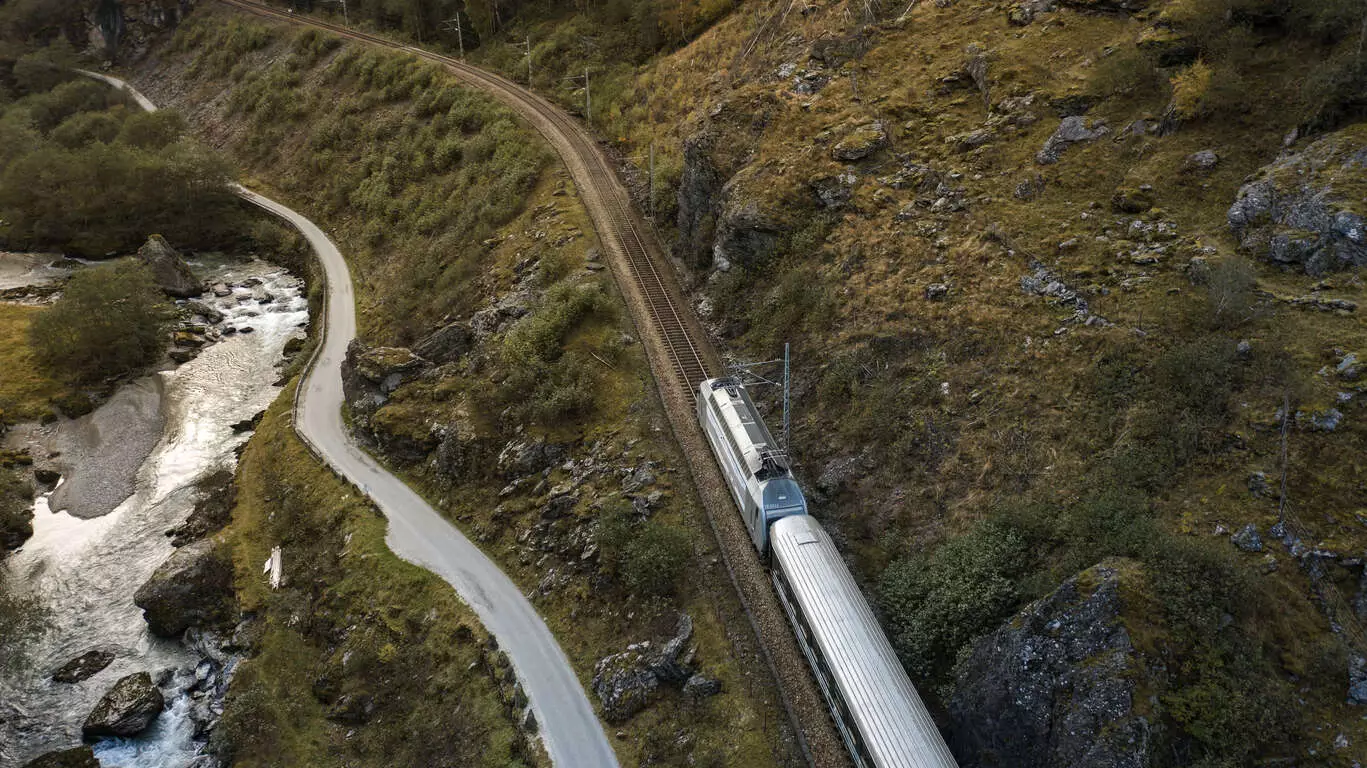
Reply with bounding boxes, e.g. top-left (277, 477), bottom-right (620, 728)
top-left (762, 477), bottom-right (807, 521)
